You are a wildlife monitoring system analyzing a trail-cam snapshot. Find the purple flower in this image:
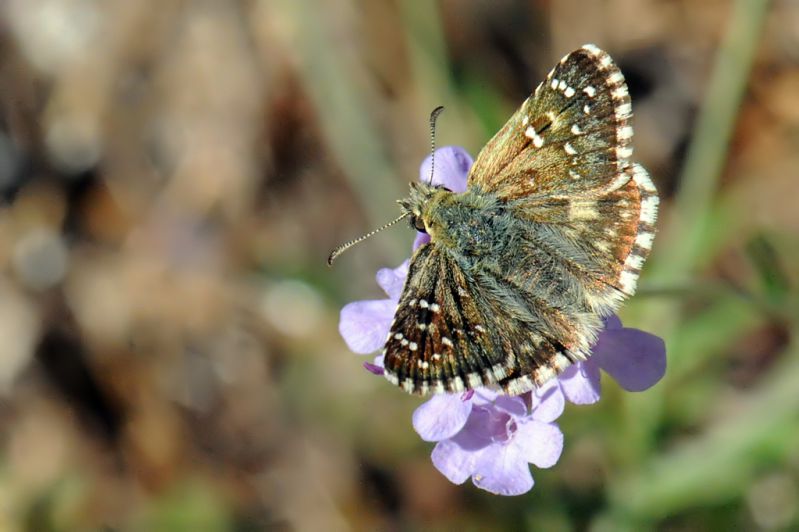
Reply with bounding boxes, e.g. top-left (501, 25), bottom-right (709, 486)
top-left (338, 145), bottom-right (667, 496)
top-left (338, 145), bottom-right (470, 364)
top-left (555, 314), bottom-right (666, 405)
top-left (414, 385), bottom-right (564, 495)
